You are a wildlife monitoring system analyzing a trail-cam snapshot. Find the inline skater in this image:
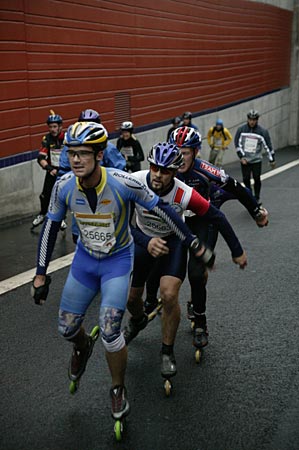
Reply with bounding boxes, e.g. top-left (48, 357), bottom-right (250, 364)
top-left (59, 109), bottom-right (126, 177)
top-left (31, 122), bottom-right (218, 426)
top-left (32, 111), bottom-right (67, 230)
top-left (181, 111), bottom-right (198, 130)
top-left (207, 118), bottom-right (233, 167)
top-left (58, 108), bottom-right (126, 243)
top-left (166, 116), bottom-right (181, 141)
top-left (116, 121), bottom-right (145, 172)
top-left (235, 109), bottom-right (276, 205)
top-left (124, 142), bottom-right (247, 379)
top-left (145, 127), bottom-right (268, 349)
